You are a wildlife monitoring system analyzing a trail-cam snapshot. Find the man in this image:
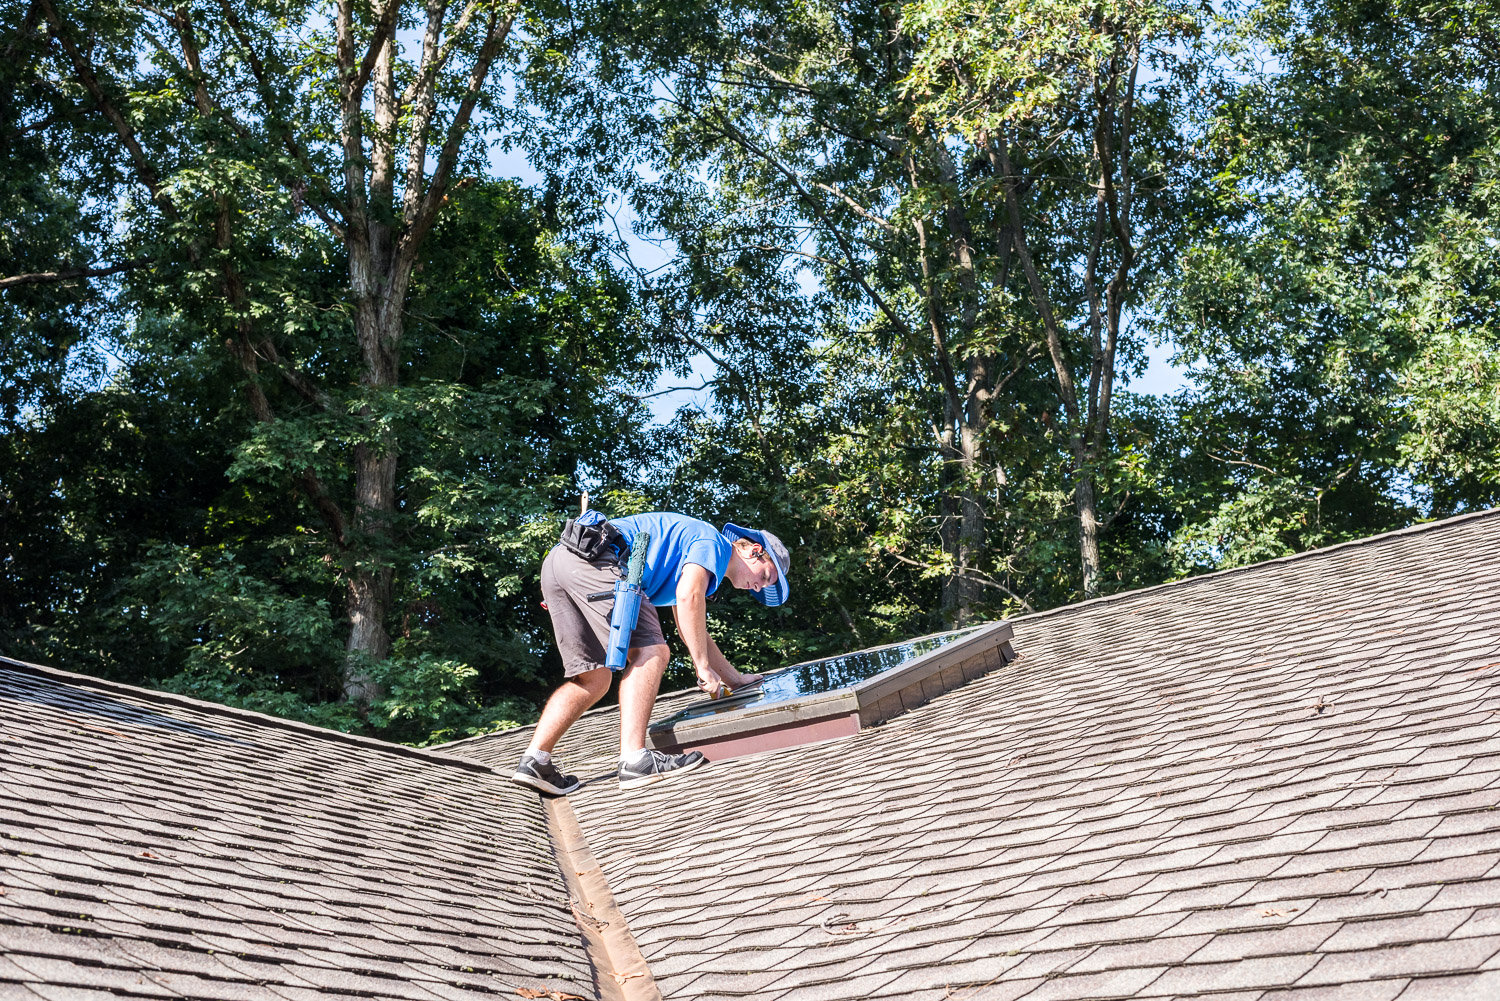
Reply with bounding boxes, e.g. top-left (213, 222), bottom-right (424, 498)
top-left (511, 511), bottom-right (791, 795)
